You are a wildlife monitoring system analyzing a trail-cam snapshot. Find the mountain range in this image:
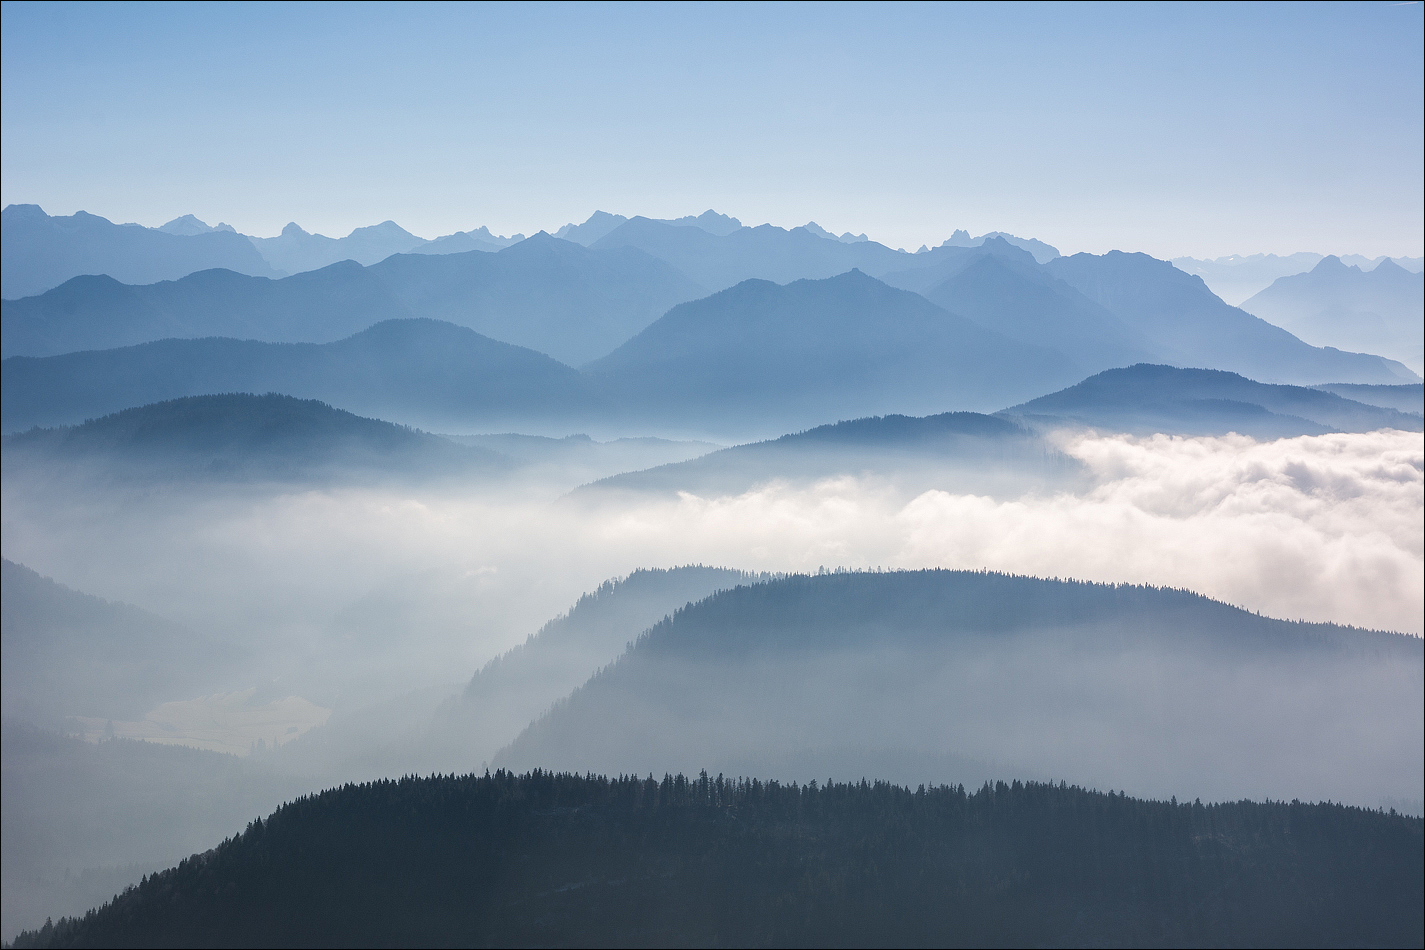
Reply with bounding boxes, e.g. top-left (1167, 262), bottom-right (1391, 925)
top-left (1241, 256), bottom-right (1424, 375)
top-left (1043, 250), bottom-right (1415, 384)
top-left (1, 234), bottom-right (704, 366)
top-left (7, 273), bottom-right (1420, 440)
top-left (1, 205), bottom-right (281, 299)
top-left (1172, 252), bottom-right (1424, 306)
